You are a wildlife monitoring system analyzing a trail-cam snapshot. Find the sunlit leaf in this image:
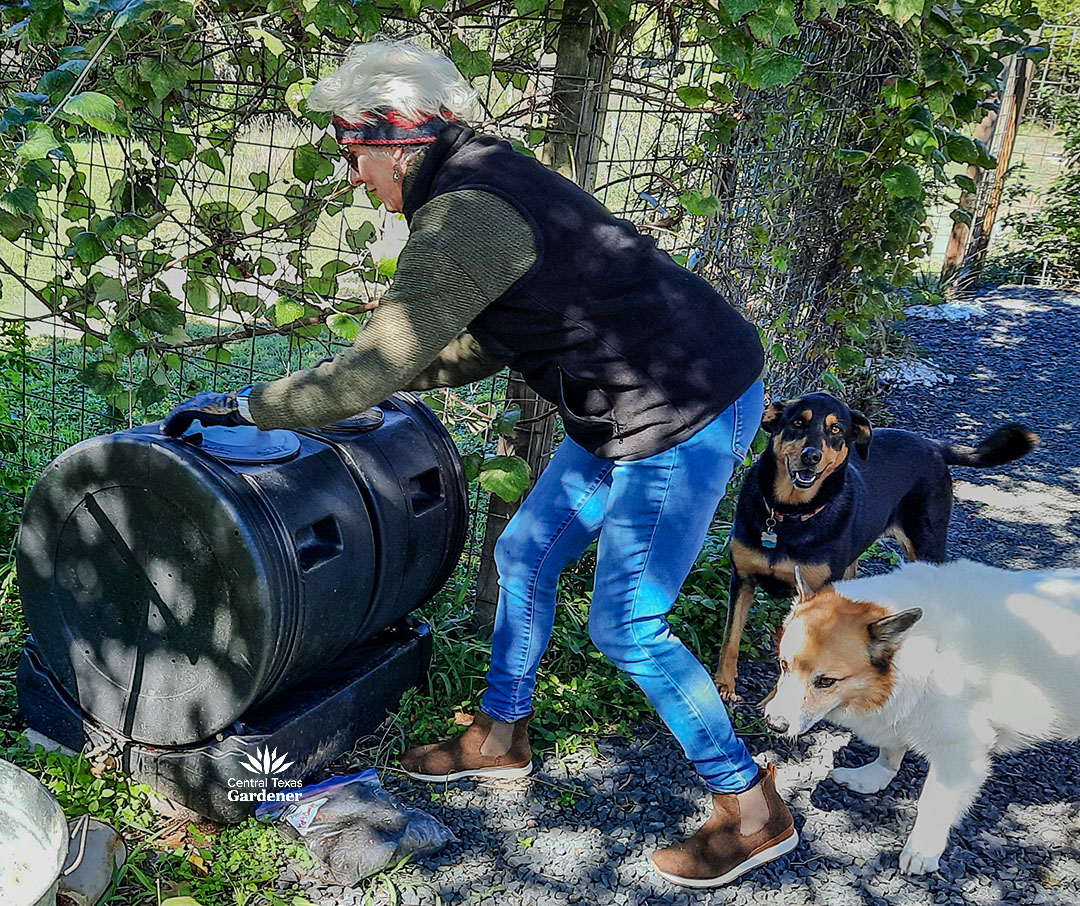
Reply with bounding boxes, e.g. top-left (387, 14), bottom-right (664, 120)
top-left (479, 455), bottom-right (531, 503)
